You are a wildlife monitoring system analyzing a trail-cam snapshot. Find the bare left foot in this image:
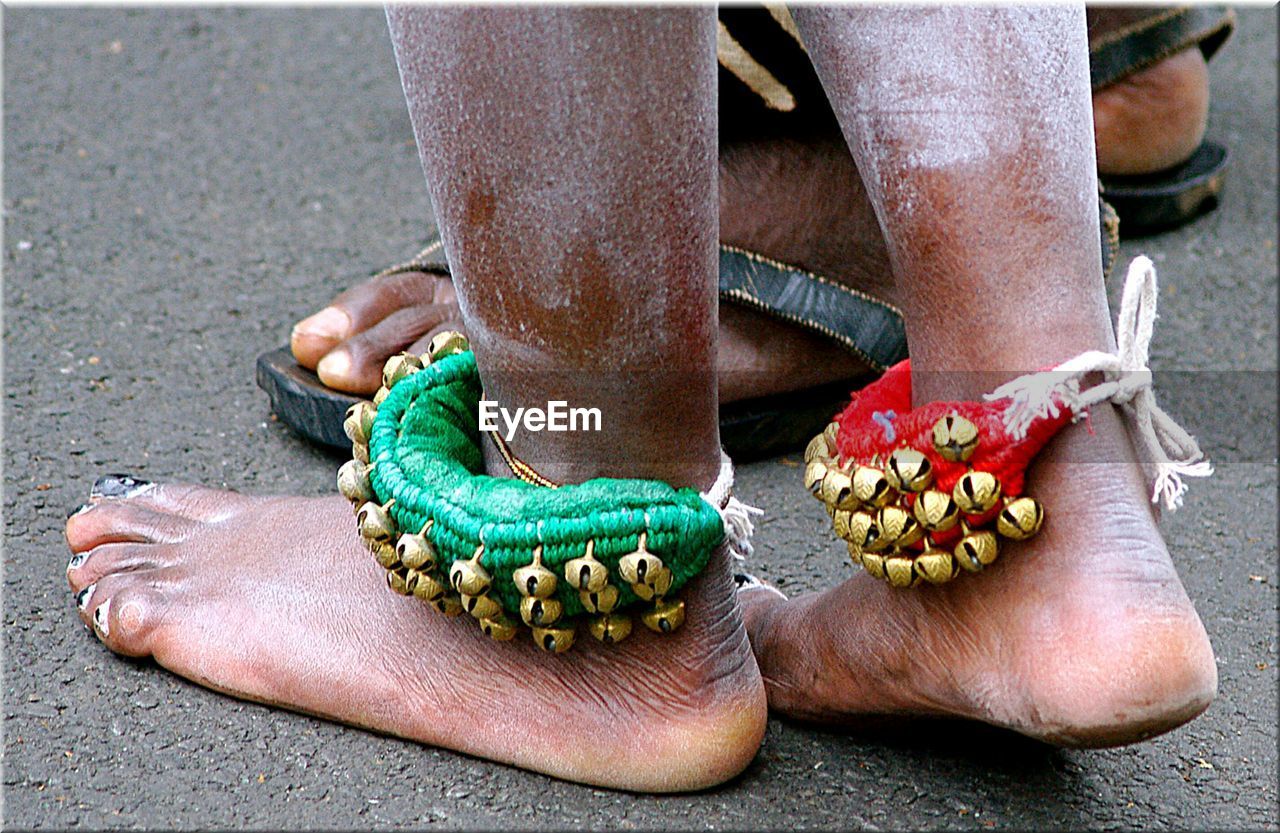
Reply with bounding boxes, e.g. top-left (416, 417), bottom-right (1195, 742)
top-left (65, 478), bottom-right (767, 791)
